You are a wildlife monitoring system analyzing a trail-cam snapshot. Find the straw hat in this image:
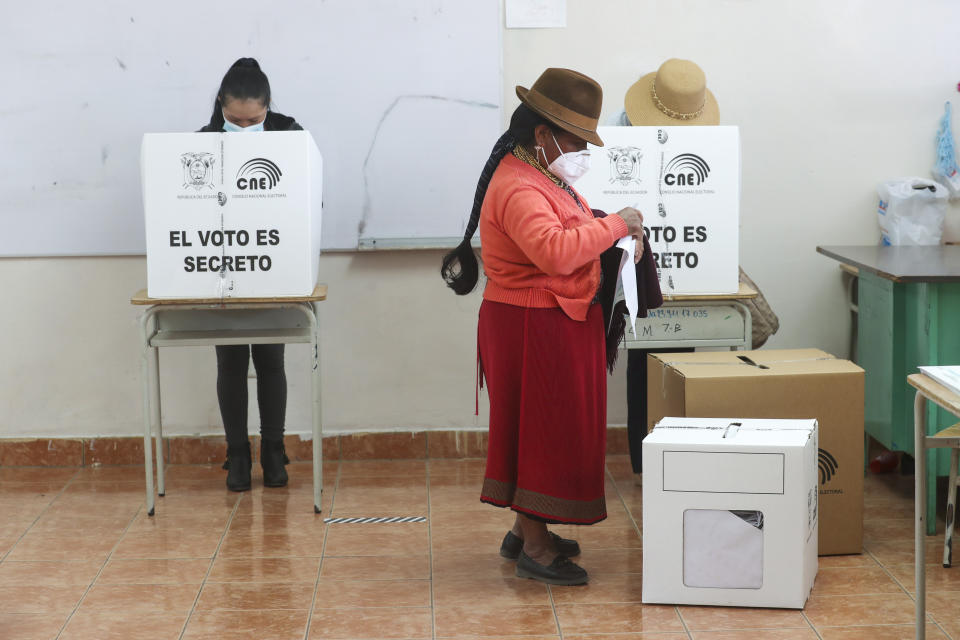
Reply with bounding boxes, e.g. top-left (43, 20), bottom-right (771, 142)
top-left (624, 59), bottom-right (718, 126)
top-left (517, 68), bottom-right (604, 145)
